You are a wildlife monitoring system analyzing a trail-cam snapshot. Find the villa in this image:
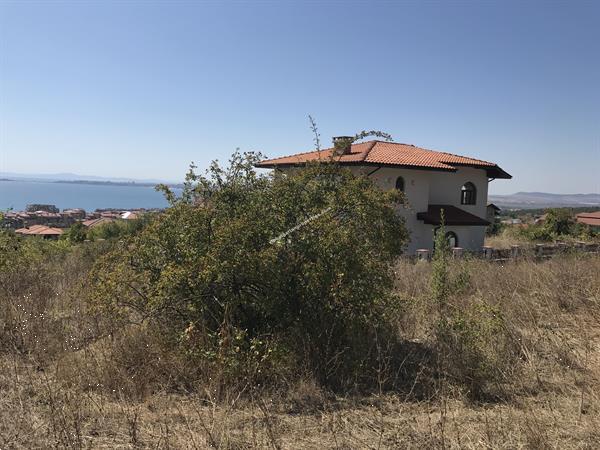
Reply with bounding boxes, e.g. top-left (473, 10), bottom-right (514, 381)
top-left (15, 224), bottom-right (64, 239)
top-left (256, 138), bottom-right (511, 254)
